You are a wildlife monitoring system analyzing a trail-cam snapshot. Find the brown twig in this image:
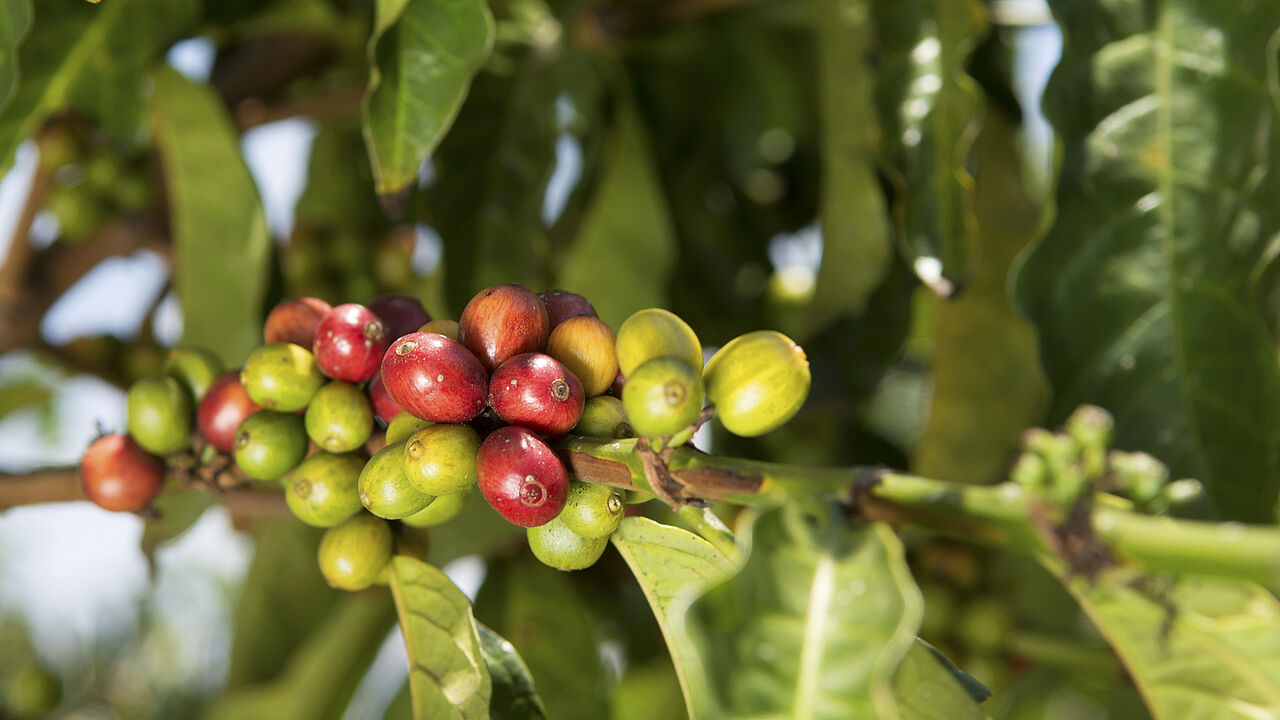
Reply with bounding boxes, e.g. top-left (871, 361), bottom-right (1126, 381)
top-left (235, 86), bottom-right (365, 131)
